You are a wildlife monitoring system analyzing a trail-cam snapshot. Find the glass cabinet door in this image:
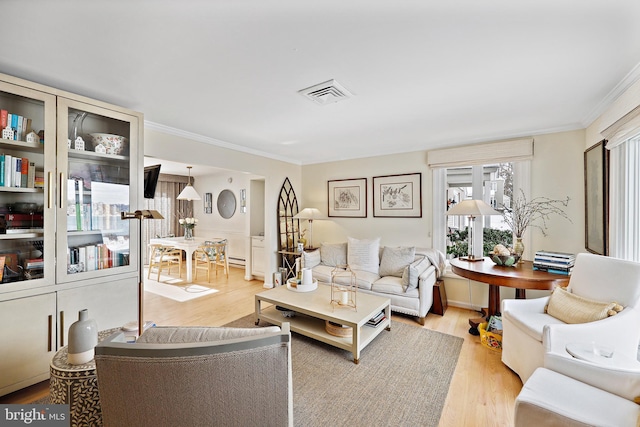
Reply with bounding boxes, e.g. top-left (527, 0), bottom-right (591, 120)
top-left (0, 81), bottom-right (56, 292)
top-left (56, 97), bottom-right (140, 284)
